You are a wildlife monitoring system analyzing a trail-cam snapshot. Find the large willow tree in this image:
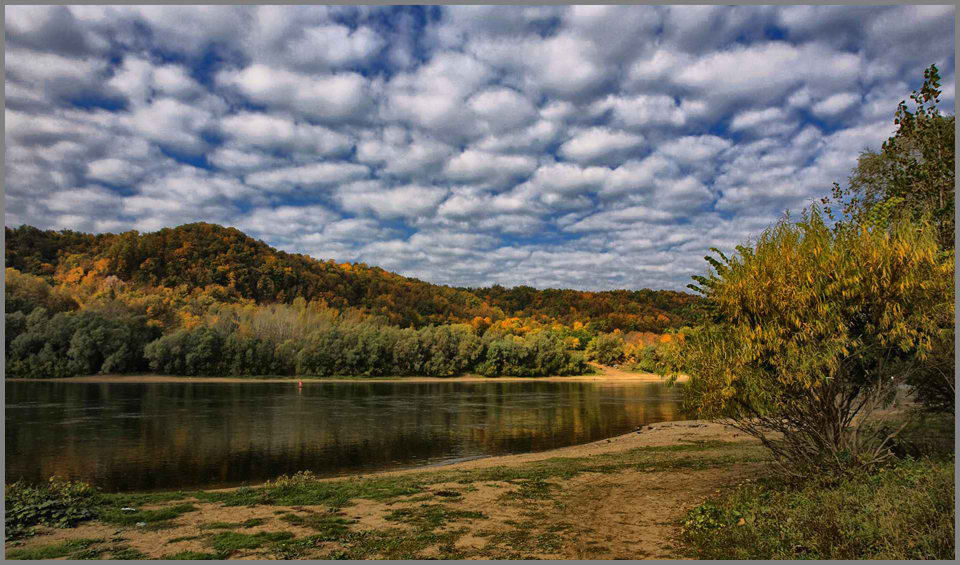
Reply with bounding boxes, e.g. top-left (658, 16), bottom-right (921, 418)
top-left (670, 209), bottom-right (953, 476)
